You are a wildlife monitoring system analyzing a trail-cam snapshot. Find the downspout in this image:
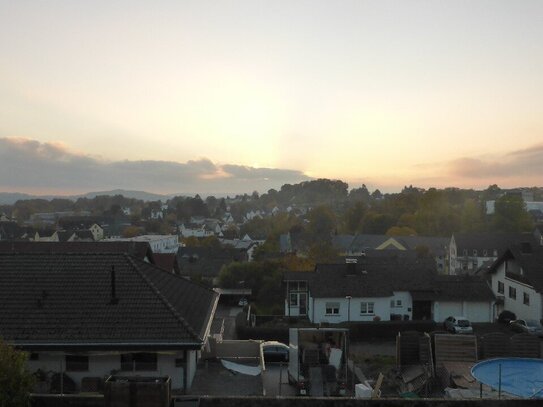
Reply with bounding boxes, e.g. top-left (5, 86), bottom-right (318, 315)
top-left (312, 296), bottom-right (315, 323)
top-left (183, 350), bottom-right (188, 393)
